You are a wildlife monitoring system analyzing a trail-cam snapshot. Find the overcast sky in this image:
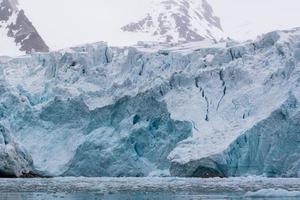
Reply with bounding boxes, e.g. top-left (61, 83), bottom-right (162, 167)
top-left (210, 0), bottom-right (300, 40)
top-left (19, 0), bottom-right (151, 49)
top-left (19, 0), bottom-right (300, 50)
